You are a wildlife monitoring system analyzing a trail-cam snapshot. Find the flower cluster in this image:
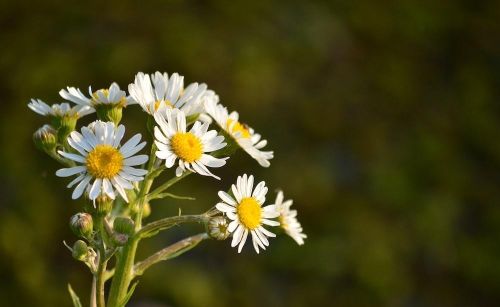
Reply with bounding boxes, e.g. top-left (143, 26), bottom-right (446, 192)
top-left (30, 71), bottom-right (306, 306)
